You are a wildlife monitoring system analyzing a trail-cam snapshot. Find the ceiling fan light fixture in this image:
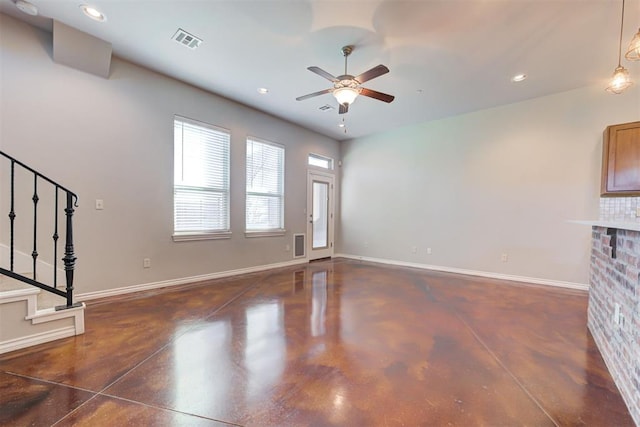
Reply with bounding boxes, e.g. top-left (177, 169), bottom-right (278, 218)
top-left (606, 65), bottom-right (633, 94)
top-left (333, 87), bottom-right (359, 106)
top-left (625, 28), bottom-right (640, 61)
